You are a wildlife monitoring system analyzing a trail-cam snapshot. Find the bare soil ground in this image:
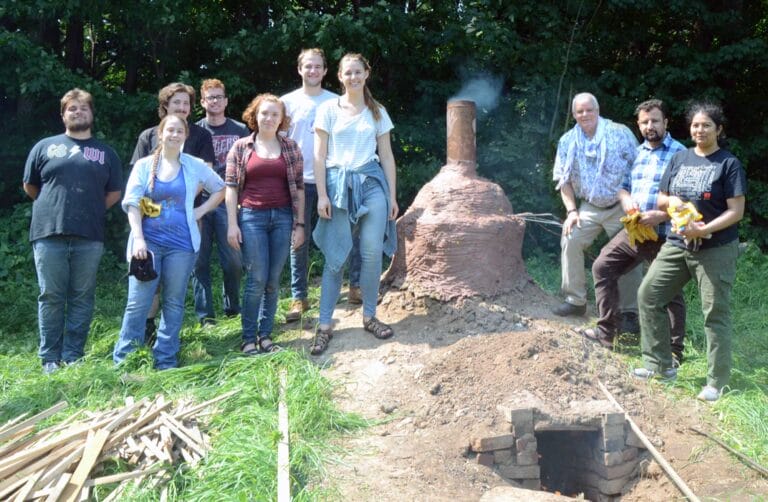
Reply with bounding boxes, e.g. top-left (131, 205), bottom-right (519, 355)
top-left (288, 280), bottom-right (768, 501)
